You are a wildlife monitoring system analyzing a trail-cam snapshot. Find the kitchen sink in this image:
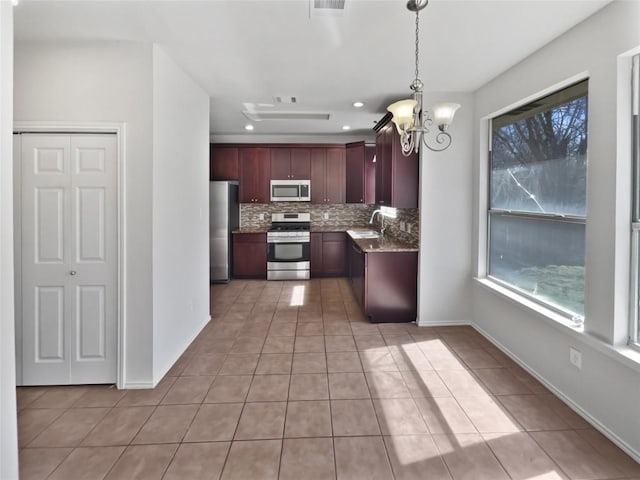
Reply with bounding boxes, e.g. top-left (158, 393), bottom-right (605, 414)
top-left (347, 229), bottom-right (381, 239)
